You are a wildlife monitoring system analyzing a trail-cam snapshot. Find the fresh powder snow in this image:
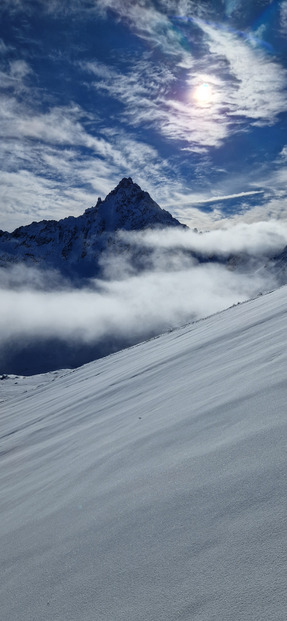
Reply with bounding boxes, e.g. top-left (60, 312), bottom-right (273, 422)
top-left (1, 286), bottom-right (287, 620)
